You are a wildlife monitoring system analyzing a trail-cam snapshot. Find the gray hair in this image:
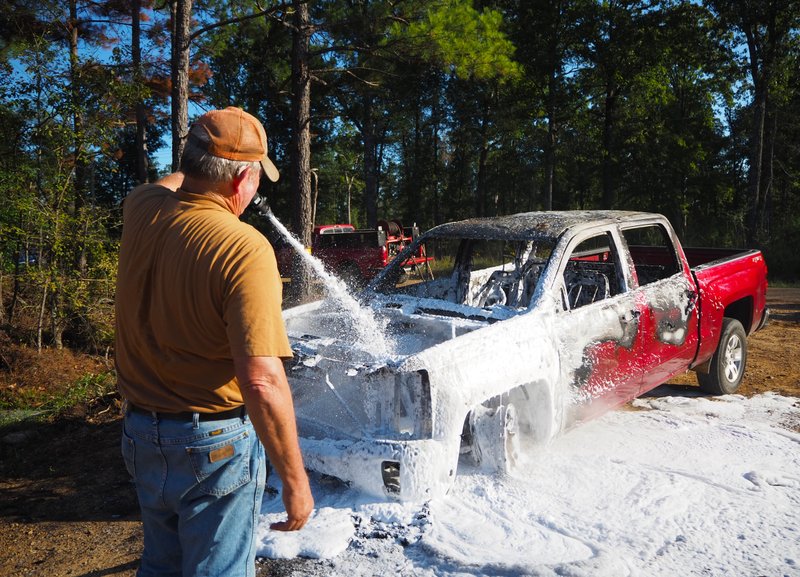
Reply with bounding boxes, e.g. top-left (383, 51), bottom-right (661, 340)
top-left (179, 123), bottom-right (260, 183)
